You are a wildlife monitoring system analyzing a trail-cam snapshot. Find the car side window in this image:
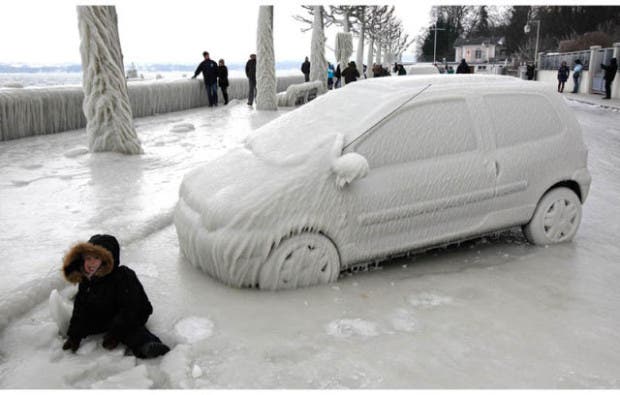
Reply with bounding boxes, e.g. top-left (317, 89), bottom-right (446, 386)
top-left (354, 99), bottom-right (477, 168)
top-left (484, 94), bottom-right (563, 148)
